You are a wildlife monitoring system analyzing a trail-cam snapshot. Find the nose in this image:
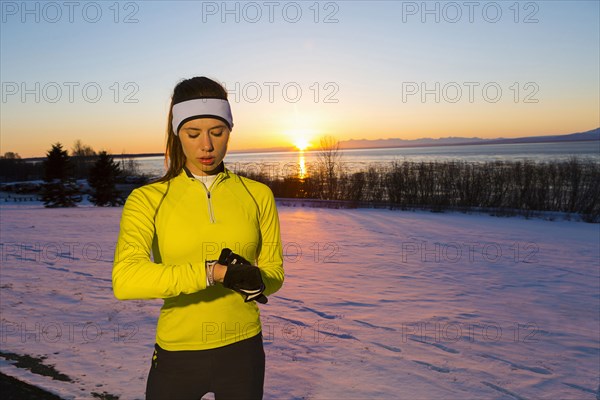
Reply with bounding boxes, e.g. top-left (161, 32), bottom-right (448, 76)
top-left (200, 132), bottom-right (214, 152)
